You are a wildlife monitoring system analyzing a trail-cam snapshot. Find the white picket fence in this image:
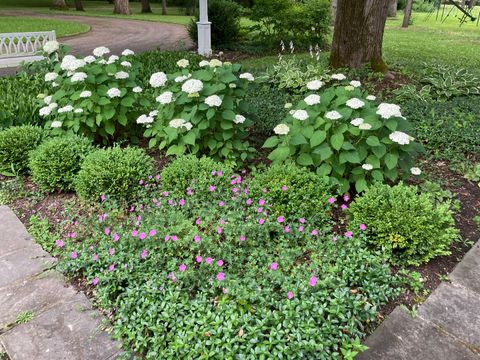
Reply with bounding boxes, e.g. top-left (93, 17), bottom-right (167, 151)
top-left (0, 31), bottom-right (56, 68)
